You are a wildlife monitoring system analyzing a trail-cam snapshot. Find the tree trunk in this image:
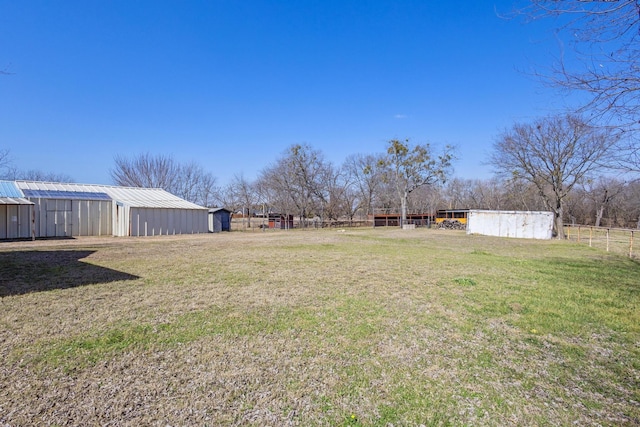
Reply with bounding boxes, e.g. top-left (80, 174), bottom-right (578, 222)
top-left (554, 204), bottom-right (565, 239)
top-left (595, 206), bottom-right (604, 227)
top-left (400, 192), bottom-right (408, 227)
